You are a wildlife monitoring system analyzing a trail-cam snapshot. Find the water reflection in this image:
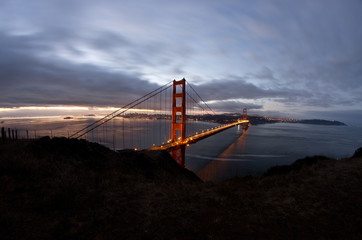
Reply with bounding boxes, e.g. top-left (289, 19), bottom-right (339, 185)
top-left (197, 128), bottom-right (248, 181)
top-left (4, 118), bottom-right (362, 182)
